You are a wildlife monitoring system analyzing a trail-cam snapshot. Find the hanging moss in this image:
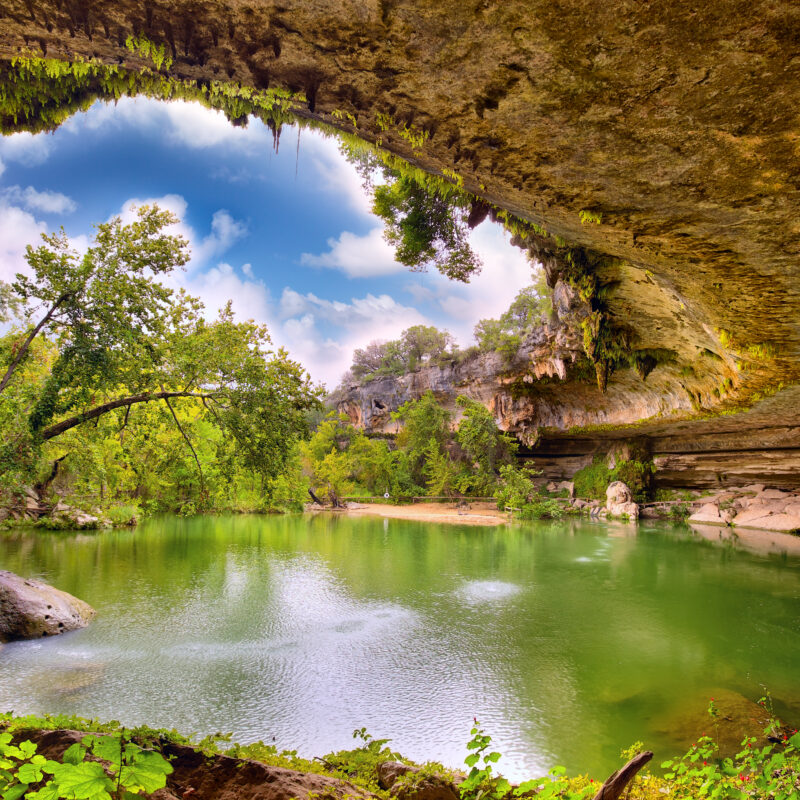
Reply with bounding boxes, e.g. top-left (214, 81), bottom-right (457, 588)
top-left (0, 56), bottom-right (300, 135)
